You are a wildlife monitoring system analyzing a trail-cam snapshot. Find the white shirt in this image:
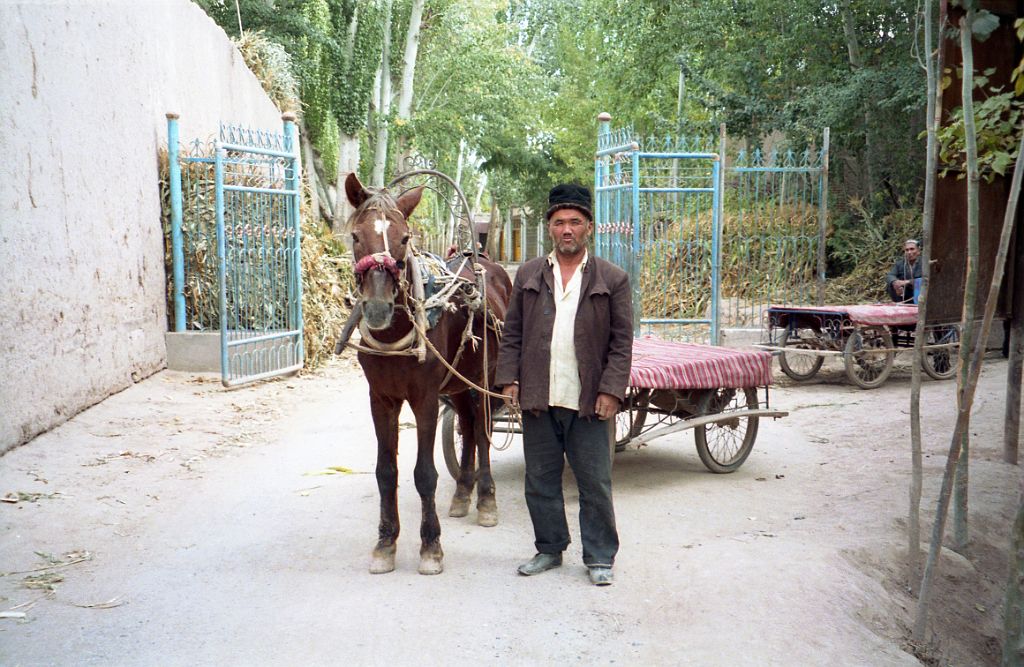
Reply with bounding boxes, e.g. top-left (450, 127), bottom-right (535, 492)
top-left (547, 250), bottom-right (587, 410)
